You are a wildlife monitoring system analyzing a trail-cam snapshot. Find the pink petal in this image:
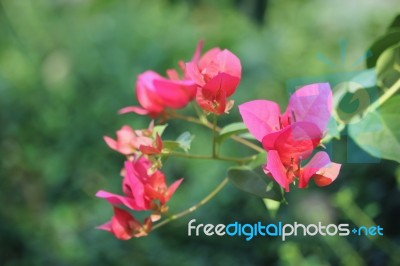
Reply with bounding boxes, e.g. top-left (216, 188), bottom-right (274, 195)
top-left (117, 126), bottom-right (135, 143)
top-left (196, 75), bottom-right (227, 115)
top-left (239, 100), bottom-right (281, 141)
top-left (191, 40), bottom-right (204, 64)
top-left (103, 136), bottom-right (117, 150)
top-left (96, 220), bottom-right (112, 232)
top-left (152, 79), bottom-right (197, 108)
top-left (262, 122), bottom-right (321, 165)
top-left (118, 106), bottom-right (150, 115)
top-left (110, 207), bottom-right (138, 240)
top-left (198, 47), bottom-right (221, 70)
top-left (264, 150), bottom-right (289, 192)
top-left (123, 161), bottom-right (147, 208)
top-left (299, 151), bottom-right (341, 188)
top-left (284, 83), bottom-right (332, 133)
top-left (218, 73), bottom-right (240, 98)
top-left (215, 49), bottom-right (241, 92)
top-left (166, 69), bottom-right (180, 80)
top-left (136, 71), bottom-right (165, 112)
top-left (165, 178), bottom-right (184, 203)
top-left (95, 190), bottom-right (147, 210)
top-left (185, 62), bottom-right (205, 86)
